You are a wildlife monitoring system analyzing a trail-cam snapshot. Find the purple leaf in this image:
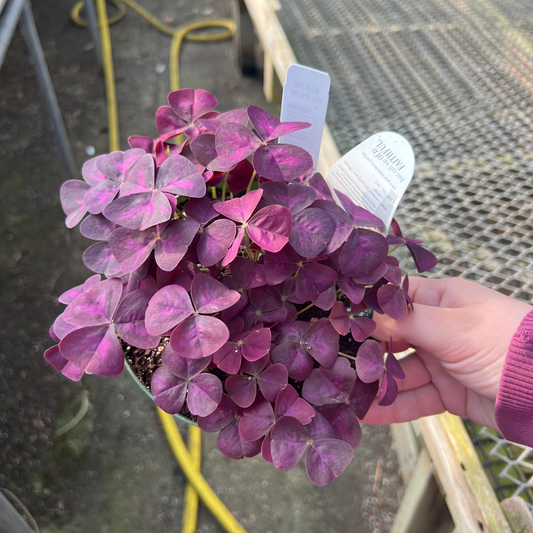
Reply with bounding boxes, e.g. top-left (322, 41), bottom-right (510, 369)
top-left (58, 274), bottom-right (101, 305)
top-left (290, 207), bottom-right (335, 257)
top-left (257, 364), bottom-right (288, 402)
top-left (215, 123), bottom-right (261, 166)
top-left (145, 285), bottom-right (193, 336)
top-left (305, 438), bottom-right (354, 486)
top-left (114, 289), bottom-right (160, 349)
top-left (349, 377), bottom-right (379, 419)
top-left (263, 245), bottom-right (300, 285)
top-left (247, 205), bottom-right (292, 253)
top-left (128, 135), bottom-right (153, 153)
top-left (52, 313), bottom-right (81, 340)
top-left (185, 196), bottom-right (219, 226)
top-left (384, 256), bottom-right (402, 285)
top-left (197, 394), bottom-right (240, 432)
top-left (63, 278), bottom-right (122, 327)
top-left (170, 315), bottom-right (229, 359)
top-left (191, 273), bottom-right (241, 314)
top-left (213, 342), bottom-right (242, 374)
top-left (329, 301), bottom-right (350, 335)
top-left (335, 189), bottom-right (384, 228)
top-left (221, 227), bottom-right (245, 267)
top-left (59, 325), bottom-right (123, 376)
top-left (407, 242), bottom-right (438, 273)
top-left (377, 284), bottom-right (408, 321)
top-left (271, 416), bottom-right (309, 471)
top-left (44, 345), bottom-right (84, 382)
top-left (83, 242), bottom-right (123, 277)
top-left (103, 190), bottom-right (172, 231)
top-left (155, 219), bottom-right (200, 272)
top-left (386, 350), bottom-right (405, 380)
top-left (188, 373), bottom-right (223, 416)
top-left (356, 340), bottom-right (385, 383)
top-left (84, 180), bottom-right (120, 214)
top-left (247, 105), bottom-right (310, 142)
top-left (249, 286), bottom-right (282, 313)
top-left (350, 317), bottom-right (376, 342)
top-left (156, 155), bottom-right (206, 197)
top-left (161, 341), bottom-right (212, 380)
top-left (302, 358), bottom-right (356, 406)
top-left (214, 189), bottom-right (263, 223)
top-left (197, 219), bottom-right (236, 266)
top-left (318, 405), bottom-right (362, 448)
top-left (378, 372), bottom-right (398, 406)
top-left (230, 256), bottom-right (267, 290)
top-left (271, 342), bottom-right (313, 381)
top-left (241, 327), bottom-right (271, 362)
top-left (275, 385), bottom-right (315, 425)
top-left (261, 182), bottom-right (316, 215)
top-left (168, 88), bottom-right (218, 124)
top-left (293, 263), bottom-right (337, 303)
top-left (304, 318), bottom-right (339, 368)
top-left (156, 106), bottom-right (188, 136)
top-left (336, 275), bottom-right (365, 304)
top-left (225, 374), bottom-right (257, 408)
top-left (190, 133), bottom-right (217, 167)
top-left (217, 419), bottom-right (261, 460)
top-left (80, 214), bottom-right (117, 241)
top-left (97, 149), bottom-right (145, 180)
top-left (239, 397), bottom-right (276, 441)
top-left (151, 367), bottom-right (188, 414)
top-left (253, 144), bottom-right (313, 182)
top-left (60, 180), bottom-right (90, 228)
top-left (227, 159), bottom-right (254, 194)
top-left (338, 229), bottom-right (388, 278)
top-left (313, 200), bottom-right (353, 254)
